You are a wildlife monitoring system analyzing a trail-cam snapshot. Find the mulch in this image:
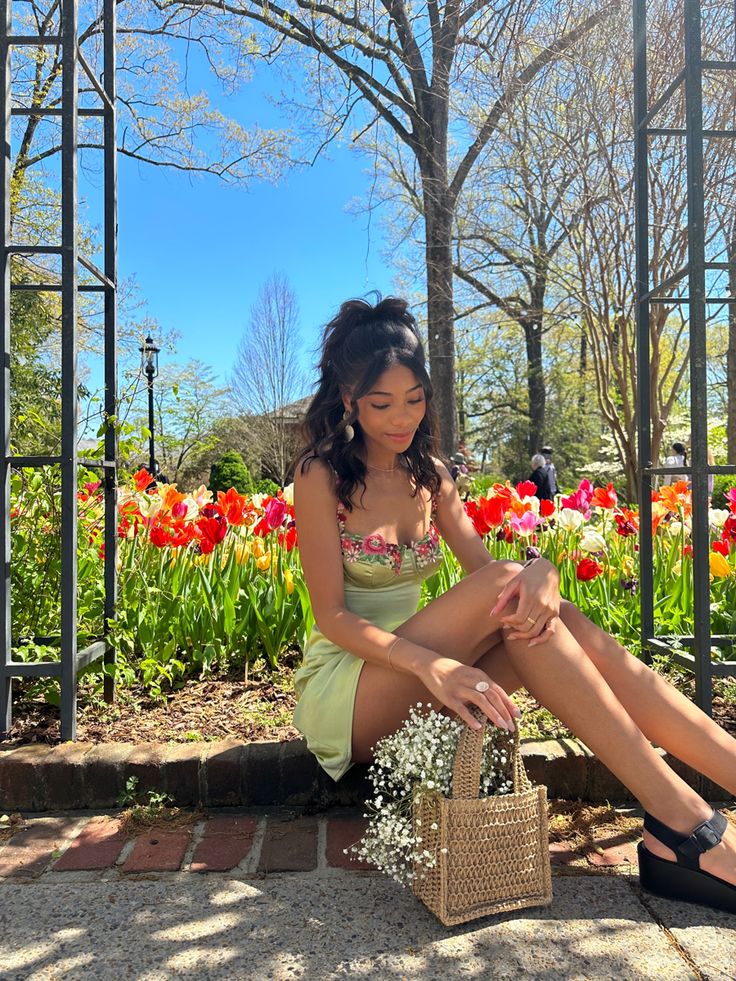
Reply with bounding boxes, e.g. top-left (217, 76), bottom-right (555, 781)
top-left (4, 658), bottom-right (736, 748)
